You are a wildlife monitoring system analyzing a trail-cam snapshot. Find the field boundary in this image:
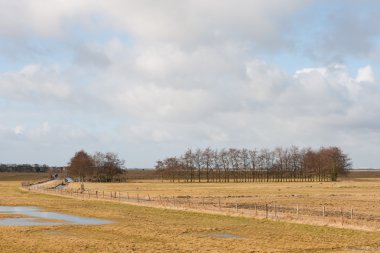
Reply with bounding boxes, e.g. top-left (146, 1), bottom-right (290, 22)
top-left (21, 181), bottom-right (380, 232)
